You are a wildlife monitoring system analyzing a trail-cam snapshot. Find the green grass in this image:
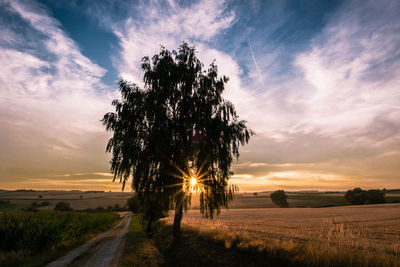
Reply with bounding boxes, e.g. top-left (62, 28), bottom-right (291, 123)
top-left (119, 214), bottom-right (163, 266)
top-left (0, 211), bottom-right (120, 266)
top-left (0, 201), bottom-right (20, 212)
